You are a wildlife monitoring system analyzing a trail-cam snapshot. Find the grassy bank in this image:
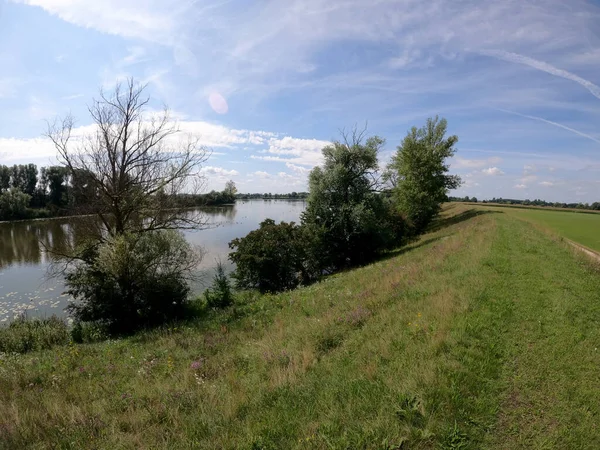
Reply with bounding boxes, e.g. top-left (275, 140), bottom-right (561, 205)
top-left (473, 203), bottom-right (600, 253)
top-left (1, 204), bottom-right (600, 448)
